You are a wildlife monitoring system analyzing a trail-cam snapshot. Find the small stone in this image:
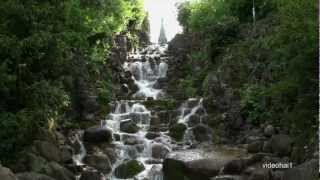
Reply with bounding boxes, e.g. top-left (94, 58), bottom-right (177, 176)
top-left (264, 125), bottom-right (275, 137)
